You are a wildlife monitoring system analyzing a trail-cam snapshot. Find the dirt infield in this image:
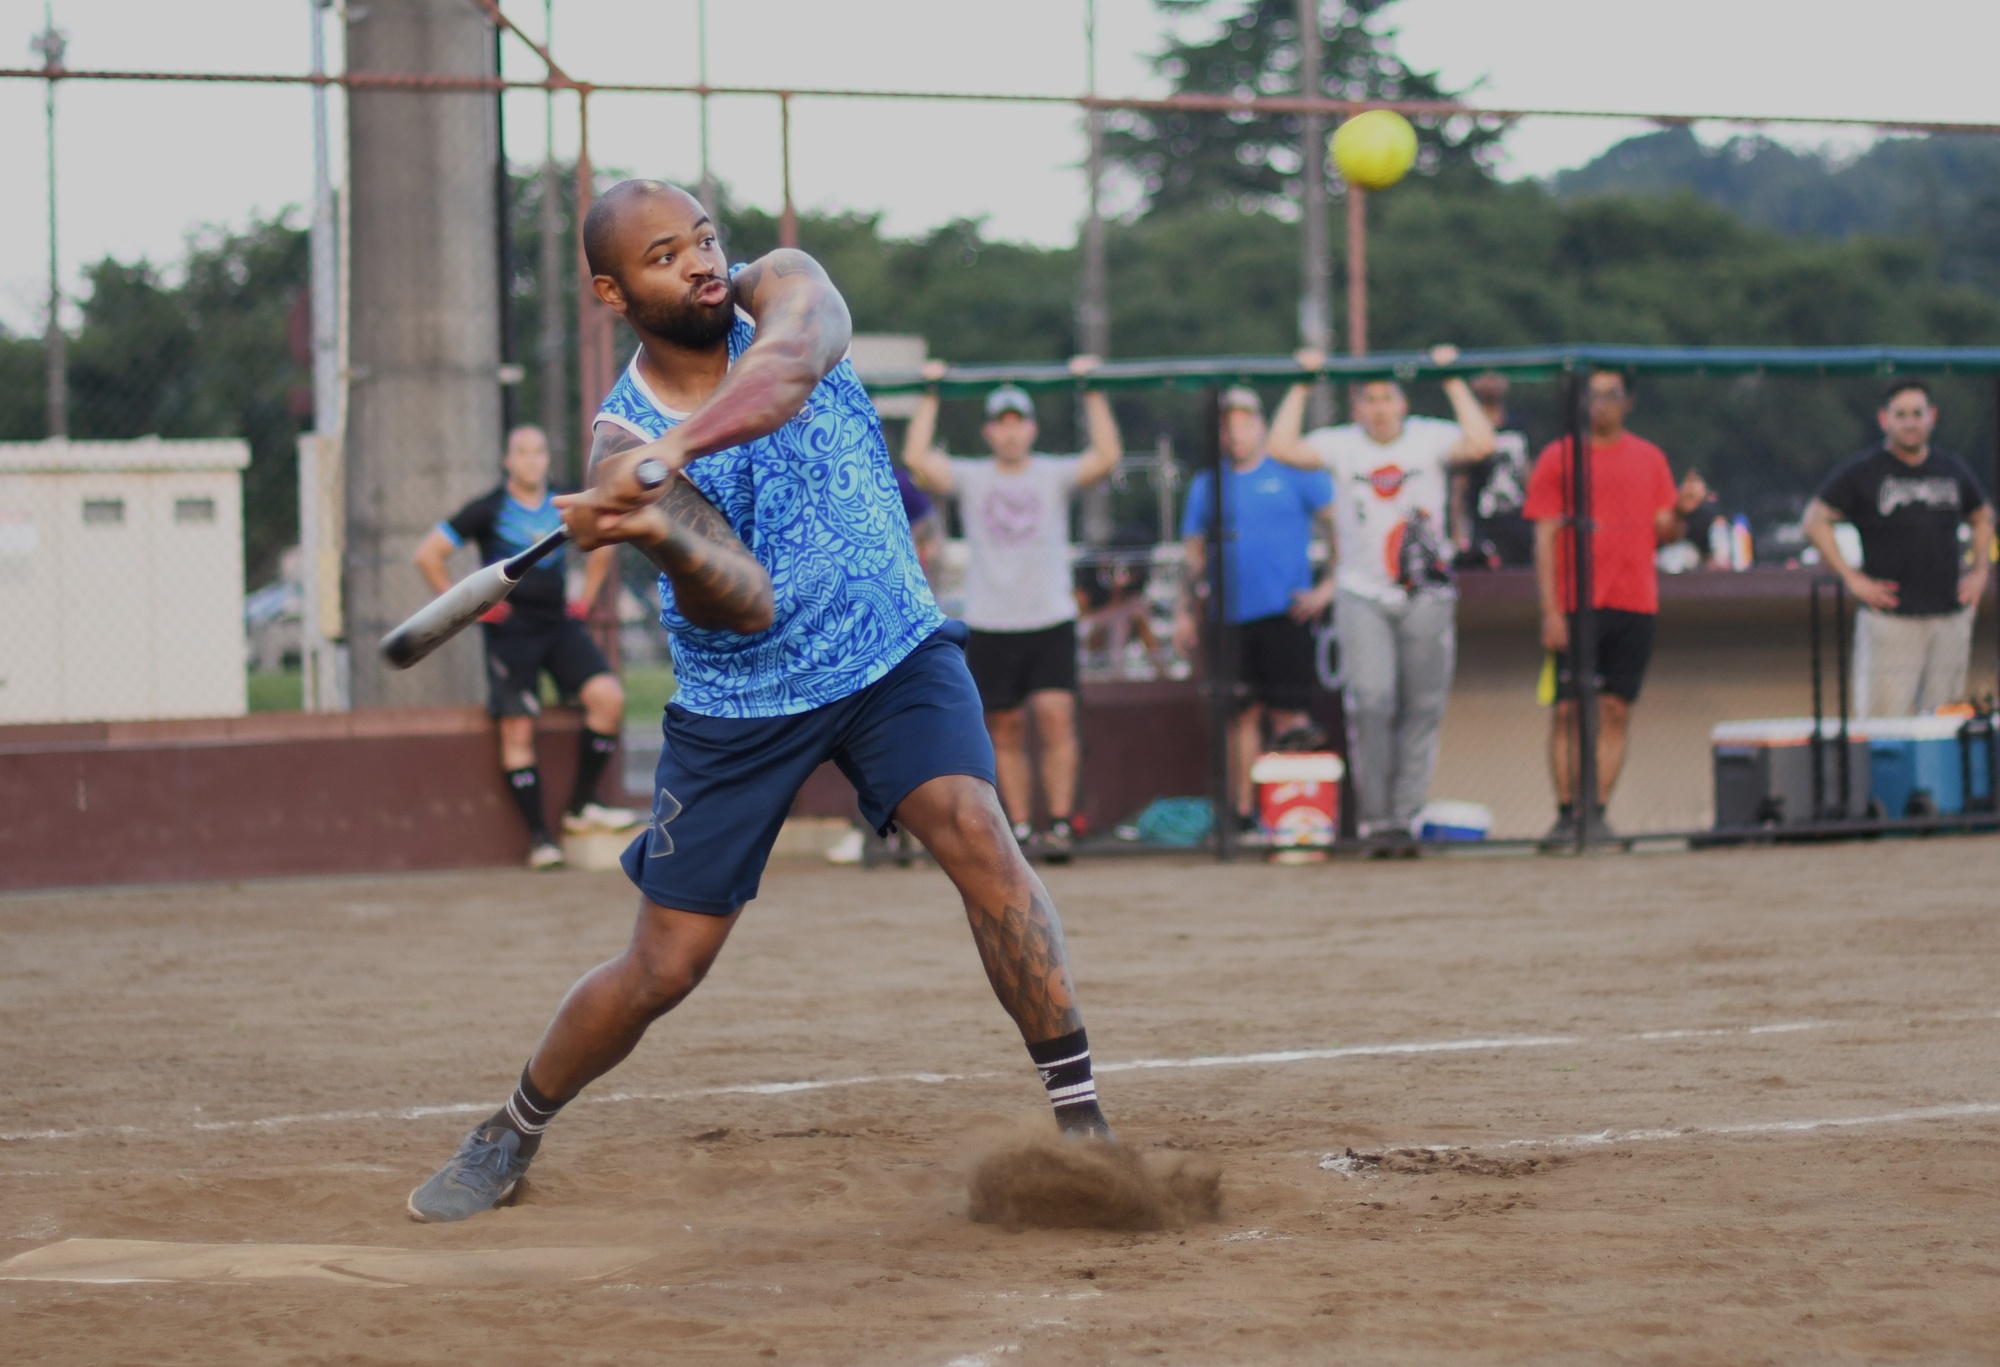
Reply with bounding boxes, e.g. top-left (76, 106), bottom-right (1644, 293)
top-left (3, 838), bottom-right (1998, 1364)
